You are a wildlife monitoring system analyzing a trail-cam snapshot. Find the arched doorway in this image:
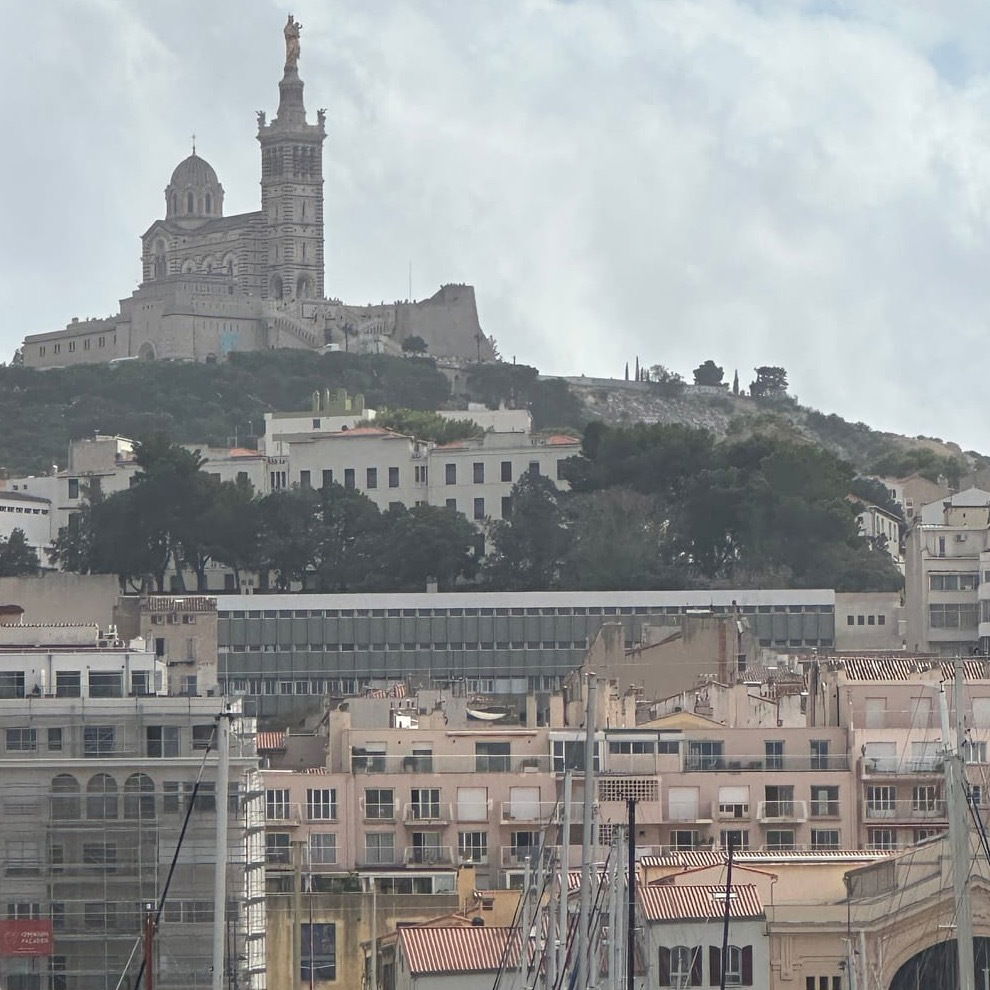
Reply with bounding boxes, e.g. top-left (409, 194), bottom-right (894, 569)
top-left (890, 937), bottom-right (990, 989)
top-left (138, 342), bottom-right (157, 361)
